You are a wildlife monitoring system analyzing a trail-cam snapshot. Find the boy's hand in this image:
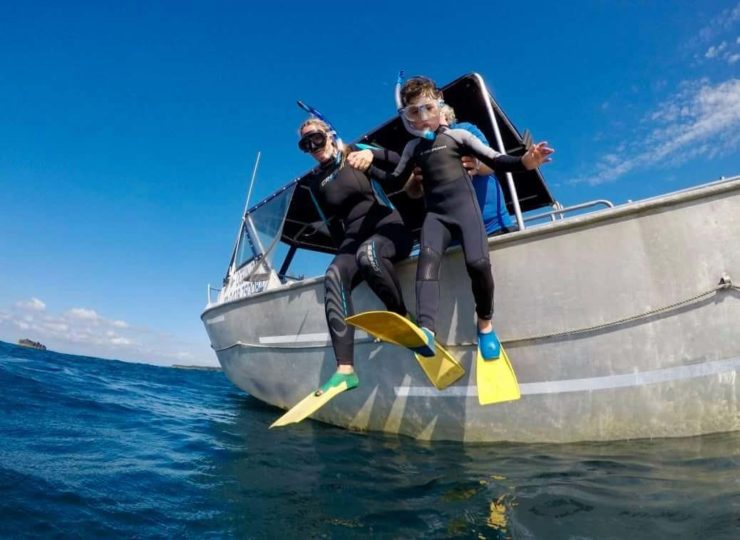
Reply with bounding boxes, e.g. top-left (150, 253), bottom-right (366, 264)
top-left (522, 142), bottom-right (554, 170)
top-left (346, 149), bottom-right (373, 171)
